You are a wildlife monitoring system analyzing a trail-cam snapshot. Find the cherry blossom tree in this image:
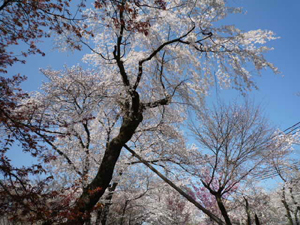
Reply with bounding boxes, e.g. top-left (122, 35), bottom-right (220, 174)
top-left (226, 185), bottom-right (280, 225)
top-left (71, 1), bottom-right (278, 221)
top-left (8, 64), bottom-right (187, 223)
top-left (0, 0), bottom-right (287, 224)
top-left (185, 101), bottom-right (297, 224)
top-left (272, 159), bottom-right (300, 225)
